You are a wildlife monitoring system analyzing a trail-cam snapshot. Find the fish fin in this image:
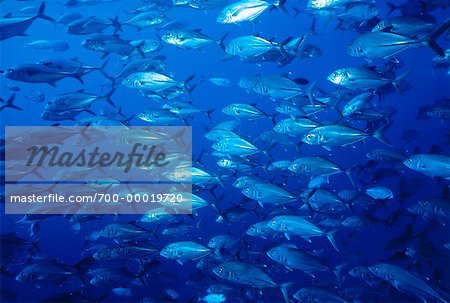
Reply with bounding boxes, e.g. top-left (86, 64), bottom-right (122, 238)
top-left (176, 260), bottom-right (184, 265)
top-left (0, 94), bottom-right (23, 112)
top-left (134, 39), bottom-right (146, 58)
top-left (305, 271), bottom-right (316, 278)
top-left (205, 109), bottom-right (215, 121)
top-left (103, 88), bottom-right (116, 107)
top-left (218, 32), bottom-right (229, 50)
top-left (301, 236), bottom-right (312, 243)
top-left (101, 52), bottom-right (110, 60)
top-left (427, 19), bottom-right (450, 57)
top-left (392, 70), bottom-right (410, 94)
top-left (284, 233), bottom-right (290, 240)
top-left (372, 123), bottom-right (392, 146)
top-left (37, 2), bottom-right (55, 22)
top-left (326, 230), bottom-right (339, 252)
top-left (274, 0), bottom-right (288, 13)
top-left (305, 80), bottom-right (317, 105)
top-left (73, 67), bottom-right (84, 84)
top-left (109, 16), bottom-right (122, 34)
top-left (345, 164), bottom-right (357, 189)
top-left (279, 282), bottom-right (293, 303)
top-left (386, 2), bottom-right (398, 15)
